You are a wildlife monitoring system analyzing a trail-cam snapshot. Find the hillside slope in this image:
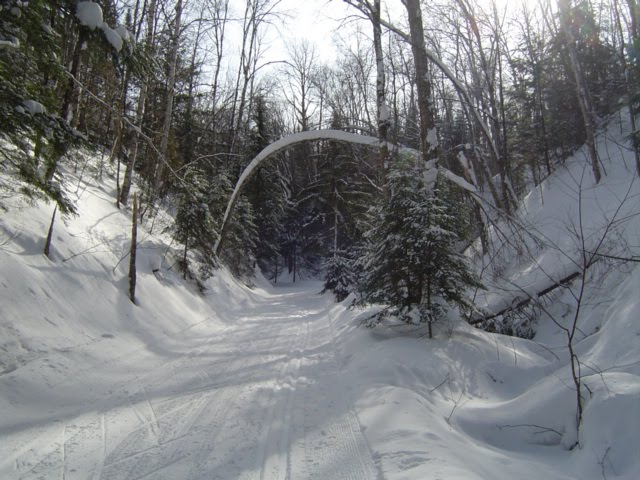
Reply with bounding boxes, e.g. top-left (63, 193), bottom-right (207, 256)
top-left (0, 112), bottom-right (639, 479)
